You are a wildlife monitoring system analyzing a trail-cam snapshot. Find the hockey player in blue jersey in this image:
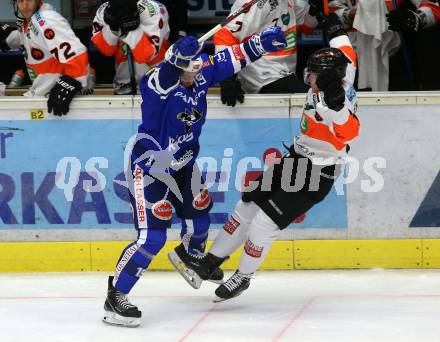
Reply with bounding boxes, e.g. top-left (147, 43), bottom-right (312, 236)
top-left (103, 26), bottom-right (287, 327)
